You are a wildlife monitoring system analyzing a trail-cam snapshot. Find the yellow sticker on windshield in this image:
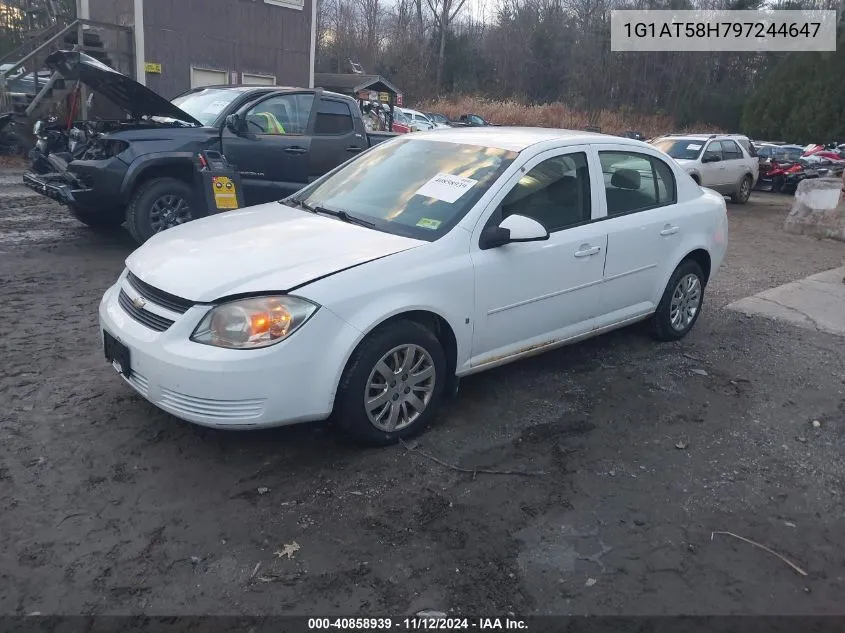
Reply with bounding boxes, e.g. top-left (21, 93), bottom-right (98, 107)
top-left (416, 218), bottom-right (442, 230)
